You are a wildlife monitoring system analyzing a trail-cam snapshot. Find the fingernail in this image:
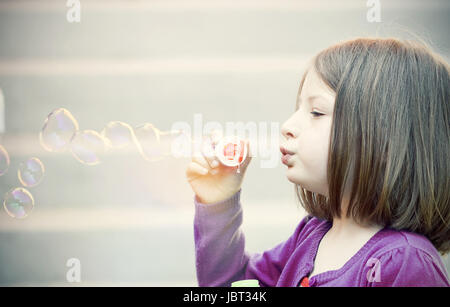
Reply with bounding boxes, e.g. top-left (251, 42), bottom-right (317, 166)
top-left (211, 160), bottom-right (219, 168)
